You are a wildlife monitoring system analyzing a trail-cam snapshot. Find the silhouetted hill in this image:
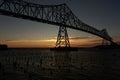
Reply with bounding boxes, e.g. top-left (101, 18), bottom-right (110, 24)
top-left (94, 44), bottom-right (120, 49)
top-left (0, 44), bottom-right (8, 50)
